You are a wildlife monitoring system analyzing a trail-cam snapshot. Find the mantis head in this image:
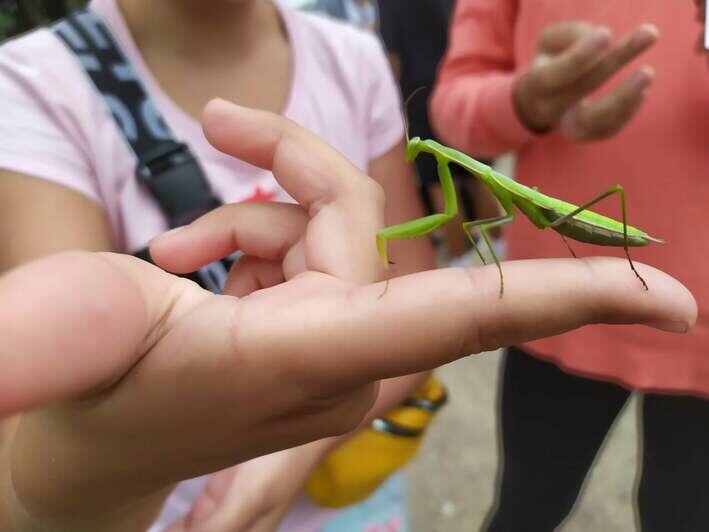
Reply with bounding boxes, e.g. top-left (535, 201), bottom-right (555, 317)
top-left (405, 136), bottom-right (422, 162)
